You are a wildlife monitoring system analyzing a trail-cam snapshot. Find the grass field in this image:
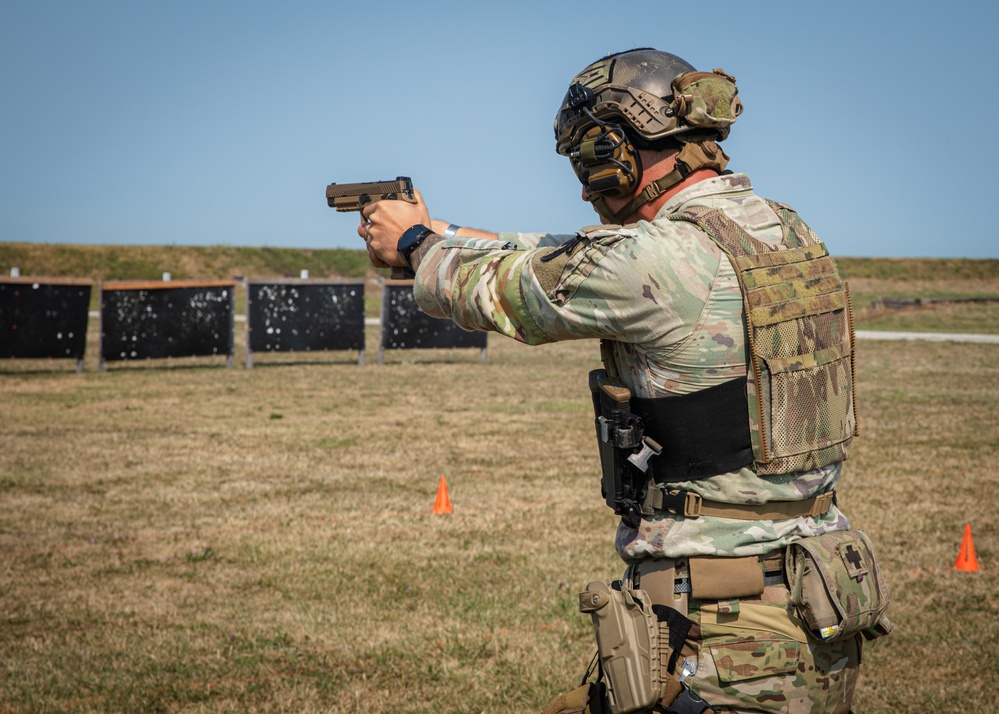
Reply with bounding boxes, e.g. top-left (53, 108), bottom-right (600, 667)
top-left (2, 263), bottom-right (998, 712)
